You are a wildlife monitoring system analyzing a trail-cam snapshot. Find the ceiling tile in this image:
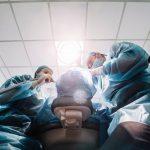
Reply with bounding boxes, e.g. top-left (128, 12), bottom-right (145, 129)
top-left (0, 4), bottom-right (21, 40)
top-left (0, 70), bottom-right (6, 86)
top-left (25, 41), bottom-right (57, 66)
top-left (1, 68), bottom-right (11, 79)
top-left (50, 2), bottom-right (86, 40)
top-left (8, 67), bottom-right (33, 77)
top-left (0, 42), bottom-right (31, 66)
top-left (84, 40), bottom-right (114, 54)
top-left (144, 40), bottom-right (150, 55)
top-left (118, 2), bottom-right (150, 39)
top-left (12, 2), bottom-right (52, 40)
top-left (87, 2), bottom-right (124, 39)
top-left (0, 57), bottom-right (5, 66)
top-left (33, 66), bottom-right (58, 81)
